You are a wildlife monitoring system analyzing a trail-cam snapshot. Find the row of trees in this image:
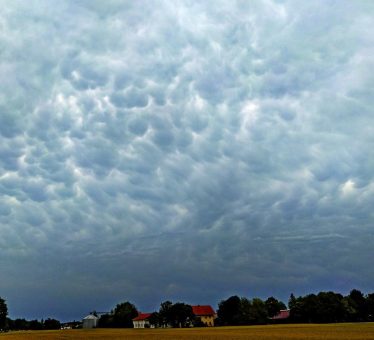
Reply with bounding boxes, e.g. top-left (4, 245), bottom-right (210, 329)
top-left (7, 318), bottom-right (61, 331)
top-left (216, 289), bottom-right (374, 326)
top-left (0, 296), bottom-right (61, 331)
top-left (216, 296), bottom-right (286, 326)
top-left (288, 289), bottom-right (374, 323)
